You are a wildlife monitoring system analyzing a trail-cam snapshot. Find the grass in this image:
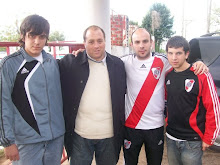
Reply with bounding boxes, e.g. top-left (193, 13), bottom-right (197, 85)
top-left (0, 149), bottom-right (4, 158)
